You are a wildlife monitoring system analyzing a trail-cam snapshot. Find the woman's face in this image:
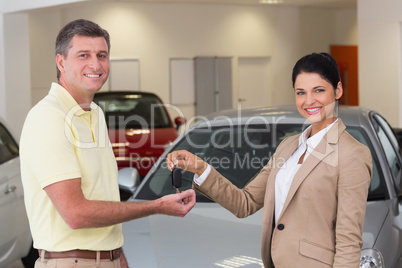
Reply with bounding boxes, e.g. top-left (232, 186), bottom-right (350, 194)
top-left (294, 72), bottom-right (343, 132)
